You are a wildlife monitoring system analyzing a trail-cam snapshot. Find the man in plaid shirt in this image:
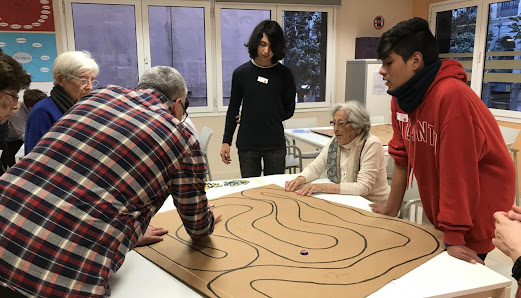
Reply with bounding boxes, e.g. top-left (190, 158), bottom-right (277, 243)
top-left (0, 66), bottom-right (218, 297)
